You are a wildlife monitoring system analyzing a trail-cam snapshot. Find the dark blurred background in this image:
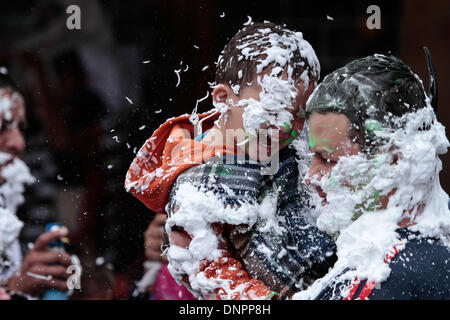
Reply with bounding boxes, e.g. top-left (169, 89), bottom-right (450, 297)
top-left (0, 0), bottom-right (448, 298)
